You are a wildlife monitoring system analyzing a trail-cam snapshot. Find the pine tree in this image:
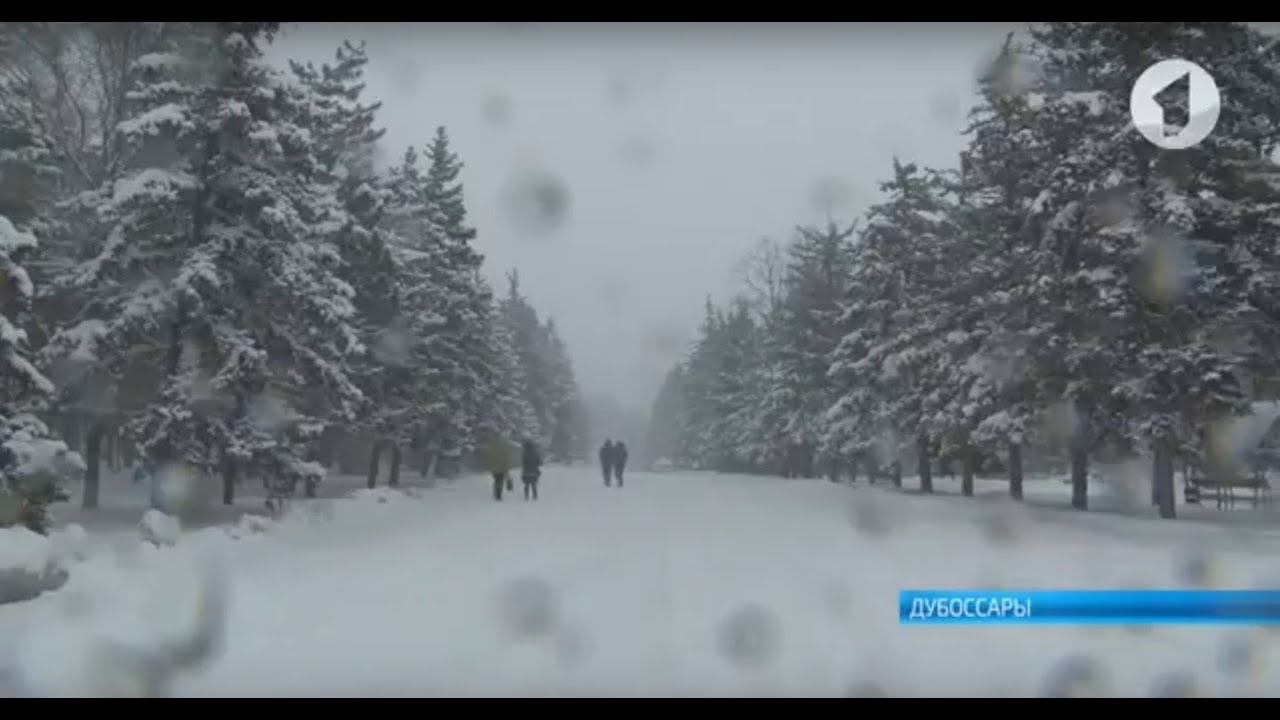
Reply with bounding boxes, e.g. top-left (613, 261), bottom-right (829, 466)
top-left (39, 23), bottom-right (212, 508)
top-left (645, 364), bottom-right (686, 467)
top-left (291, 39), bottom-right (399, 487)
top-left (475, 284), bottom-right (540, 448)
top-left (677, 300), bottom-right (722, 469)
top-left (48, 23), bottom-right (367, 508)
top-left (500, 271), bottom-right (551, 444)
top-left (539, 319), bottom-right (574, 461)
top-left (825, 159), bottom-right (956, 491)
top-left (16, 23), bottom-right (176, 510)
top-left (1007, 22), bottom-right (1275, 515)
top-left (955, 33), bottom-right (1055, 499)
top-left (0, 215), bottom-right (76, 533)
top-left (675, 297), bottom-right (761, 472)
top-left (649, 23), bottom-right (1280, 518)
top-left (0, 68), bottom-right (78, 532)
top-left (379, 145), bottom-right (454, 482)
top-left (423, 126), bottom-right (476, 249)
top-left (767, 220), bottom-right (856, 479)
top-left (720, 298), bottom-right (768, 472)
top-left (731, 239), bottom-right (790, 474)
top-left (422, 126), bottom-right (491, 459)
